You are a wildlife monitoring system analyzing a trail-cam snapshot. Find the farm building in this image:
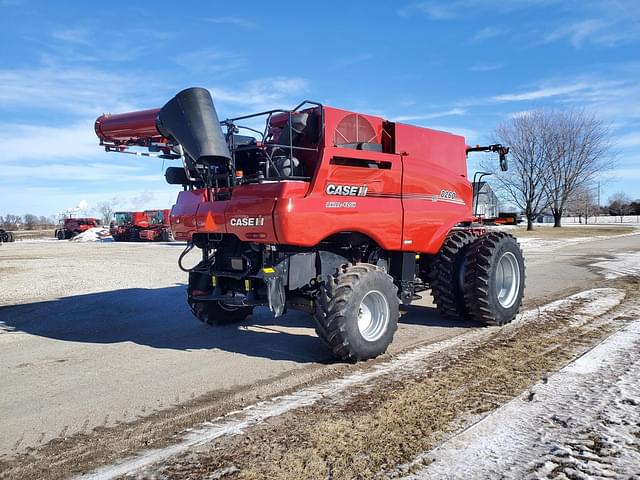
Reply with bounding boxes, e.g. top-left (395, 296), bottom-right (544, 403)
top-left (472, 181), bottom-right (499, 219)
